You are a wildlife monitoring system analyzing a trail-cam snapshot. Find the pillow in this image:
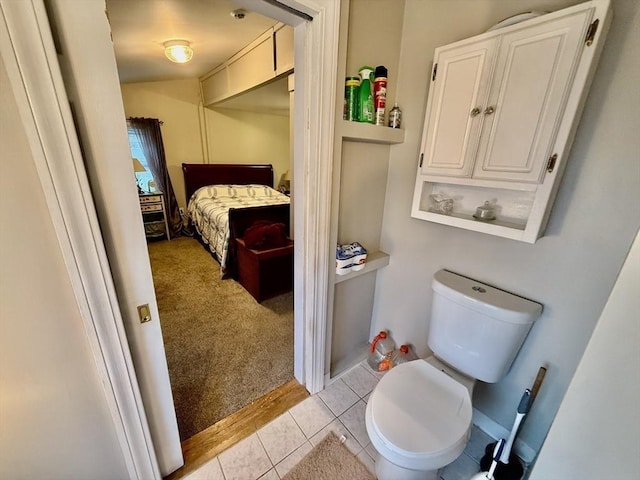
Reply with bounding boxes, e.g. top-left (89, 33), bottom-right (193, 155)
top-left (243, 221), bottom-right (288, 250)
